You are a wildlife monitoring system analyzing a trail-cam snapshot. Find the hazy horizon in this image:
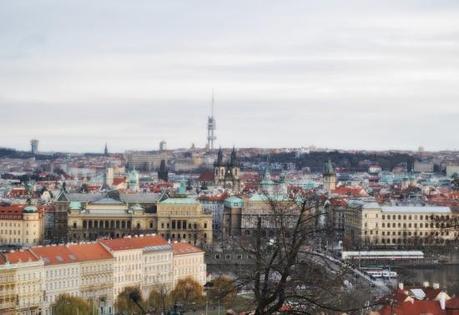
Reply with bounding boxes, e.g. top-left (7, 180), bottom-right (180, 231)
top-left (1, 1), bottom-right (458, 152)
